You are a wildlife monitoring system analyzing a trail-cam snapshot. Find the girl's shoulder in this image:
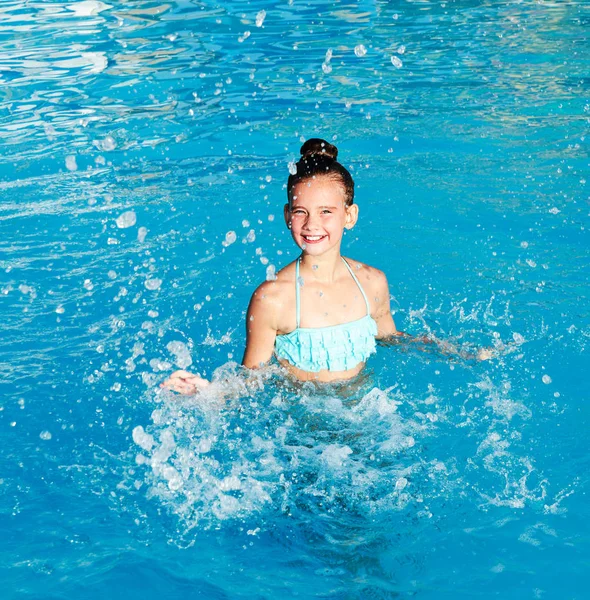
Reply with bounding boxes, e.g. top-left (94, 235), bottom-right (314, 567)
top-left (247, 261), bottom-right (297, 333)
top-left (342, 257), bottom-right (388, 292)
top-left (249, 260), bottom-right (297, 306)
